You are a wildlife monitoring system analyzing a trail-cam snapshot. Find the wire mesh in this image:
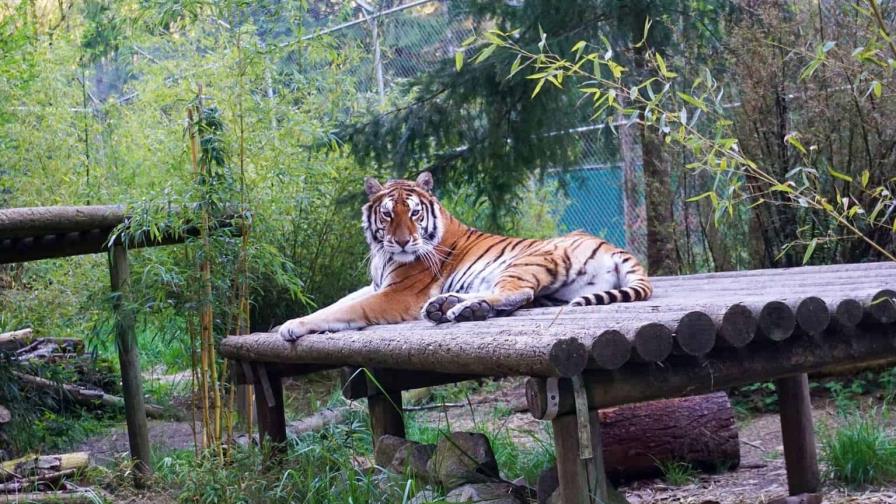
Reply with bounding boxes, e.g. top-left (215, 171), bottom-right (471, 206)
top-left (306, 0), bottom-right (647, 258)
